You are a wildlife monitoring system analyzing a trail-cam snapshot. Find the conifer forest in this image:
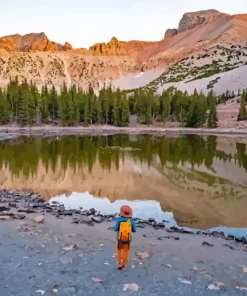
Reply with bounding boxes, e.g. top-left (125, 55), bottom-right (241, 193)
top-left (0, 77), bottom-right (246, 128)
